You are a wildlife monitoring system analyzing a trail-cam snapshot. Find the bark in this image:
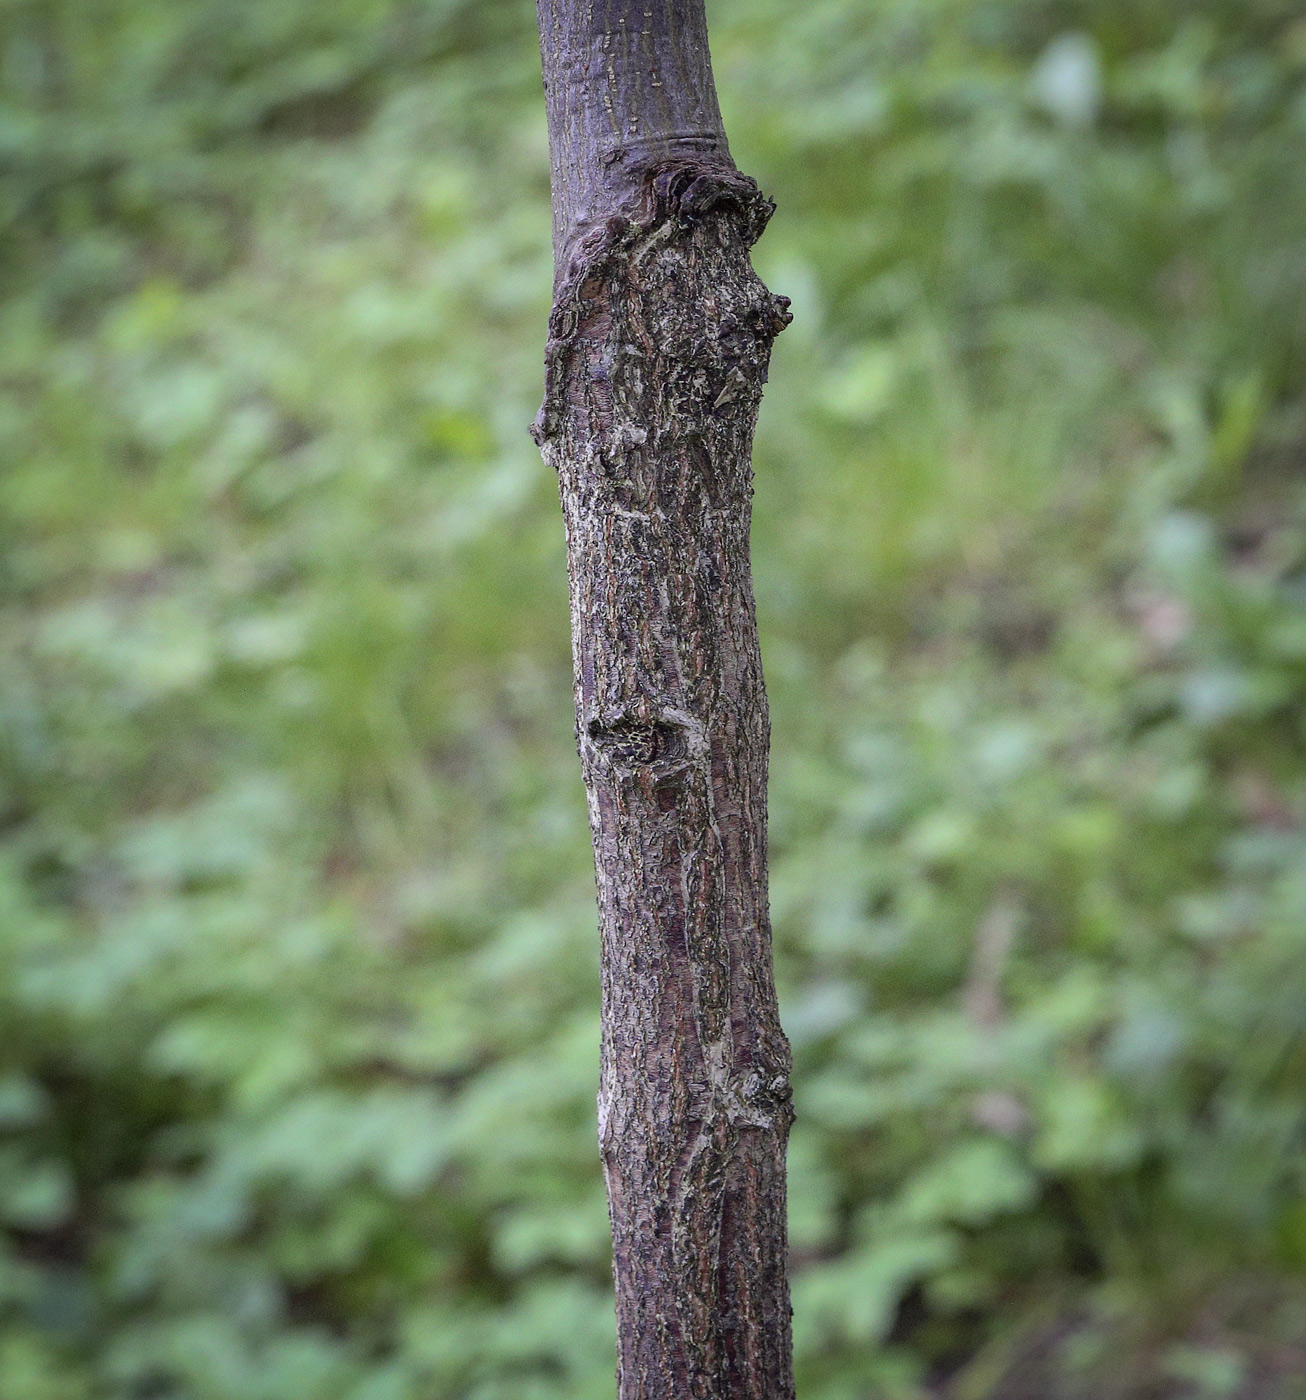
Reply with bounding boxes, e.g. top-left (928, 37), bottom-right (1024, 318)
top-left (532, 4), bottom-right (794, 1398)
